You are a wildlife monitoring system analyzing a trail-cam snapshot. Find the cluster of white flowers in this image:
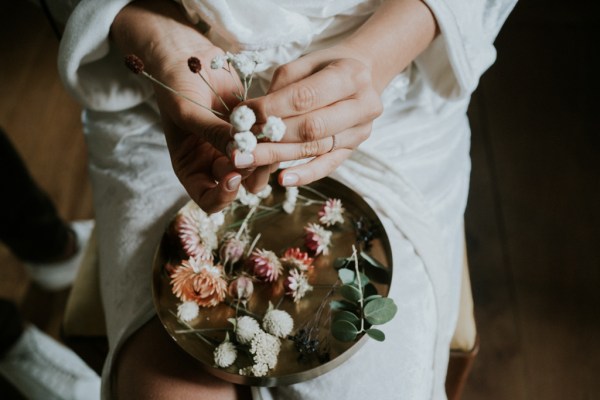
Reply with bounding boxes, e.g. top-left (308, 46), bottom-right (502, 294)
top-left (177, 300), bottom-right (200, 322)
top-left (282, 187), bottom-right (299, 214)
